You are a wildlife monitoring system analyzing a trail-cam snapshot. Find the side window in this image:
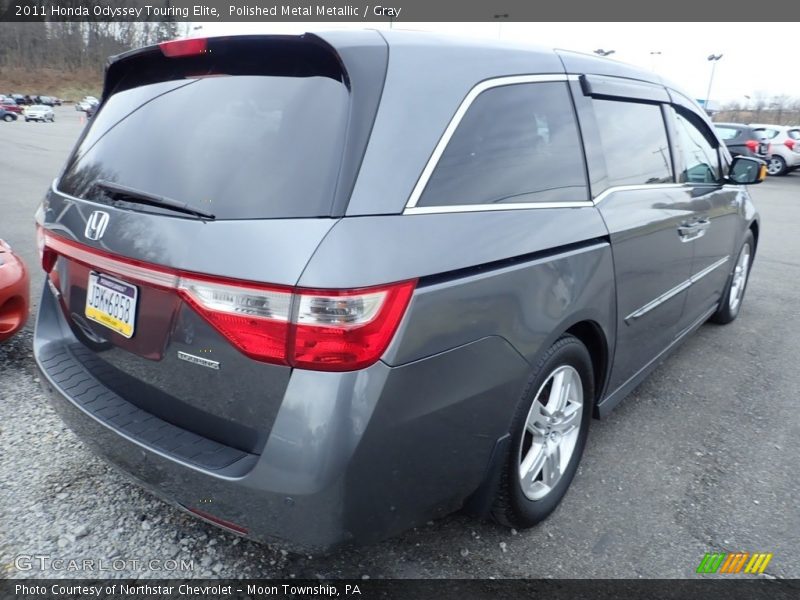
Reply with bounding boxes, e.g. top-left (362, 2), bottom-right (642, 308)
top-left (753, 127), bottom-right (779, 140)
top-left (715, 126), bottom-right (739, 141)
top-left (417, 82), bottom-right (588, 207)
top-left (592, 99), bottom-right (673, 187)
top-left (670, 108), bottom-right (721, 184)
